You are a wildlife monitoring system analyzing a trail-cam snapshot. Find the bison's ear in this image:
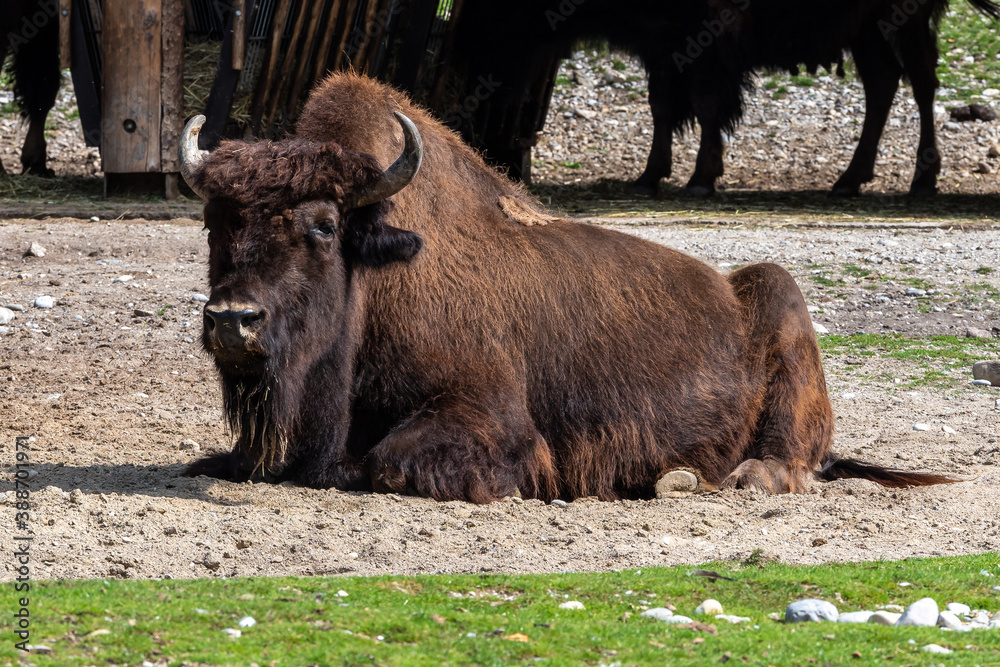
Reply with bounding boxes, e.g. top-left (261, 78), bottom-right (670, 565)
top-left (345, 204), bottom-right (423, 267)
top-left (352, 223), bottom-right (423, 267)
